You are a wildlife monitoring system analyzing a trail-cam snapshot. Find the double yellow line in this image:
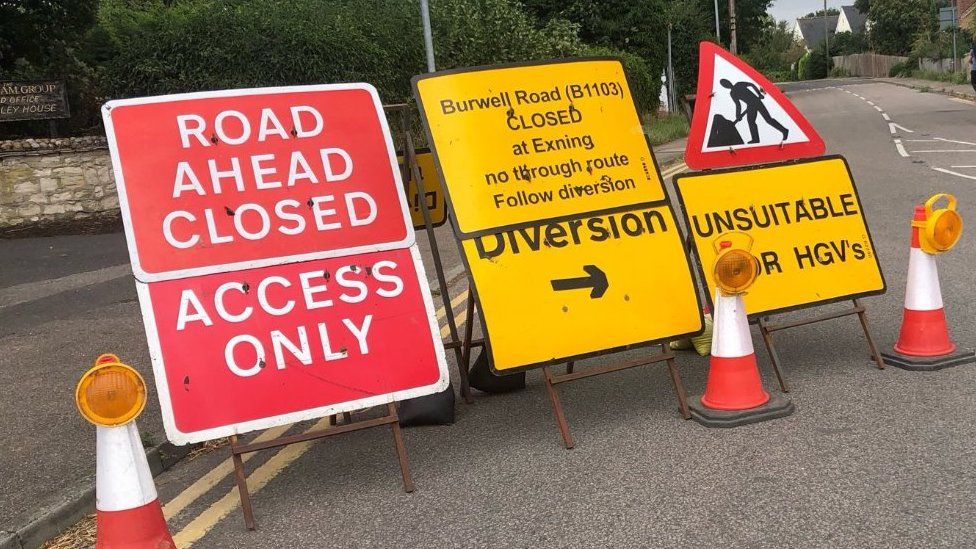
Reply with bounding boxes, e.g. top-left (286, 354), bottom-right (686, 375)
top-left (168, 287), bottom-right (470, 546)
